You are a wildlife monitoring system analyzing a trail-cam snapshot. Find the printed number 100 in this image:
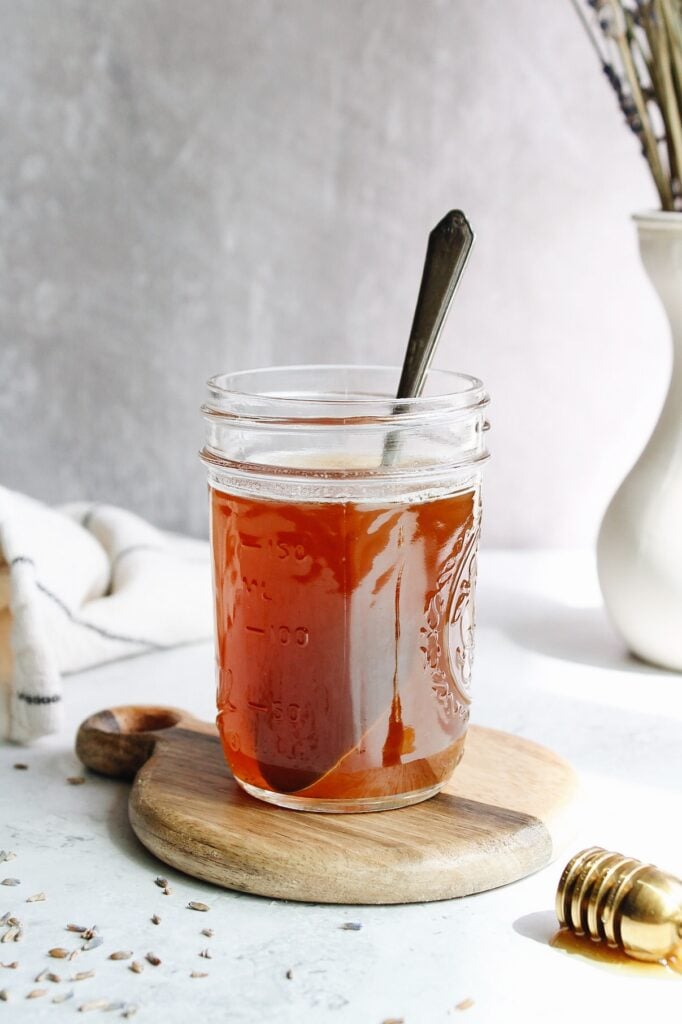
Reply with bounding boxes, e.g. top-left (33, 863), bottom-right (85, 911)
top-left (271, 625), bottom-right (309, 647)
